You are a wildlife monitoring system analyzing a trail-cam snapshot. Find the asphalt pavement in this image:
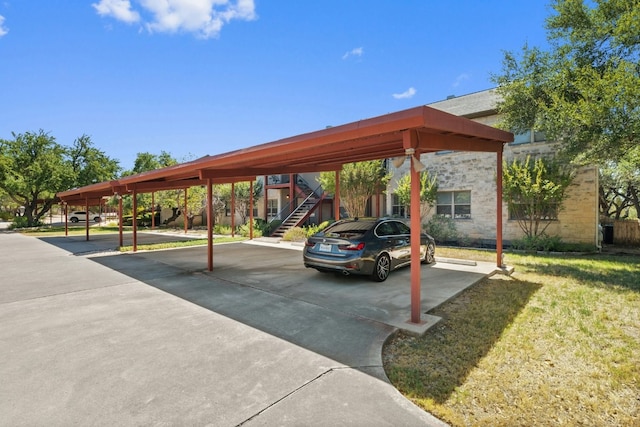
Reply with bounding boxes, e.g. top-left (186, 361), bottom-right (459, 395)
top-left (0, 229), bottom-right (499, 426)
